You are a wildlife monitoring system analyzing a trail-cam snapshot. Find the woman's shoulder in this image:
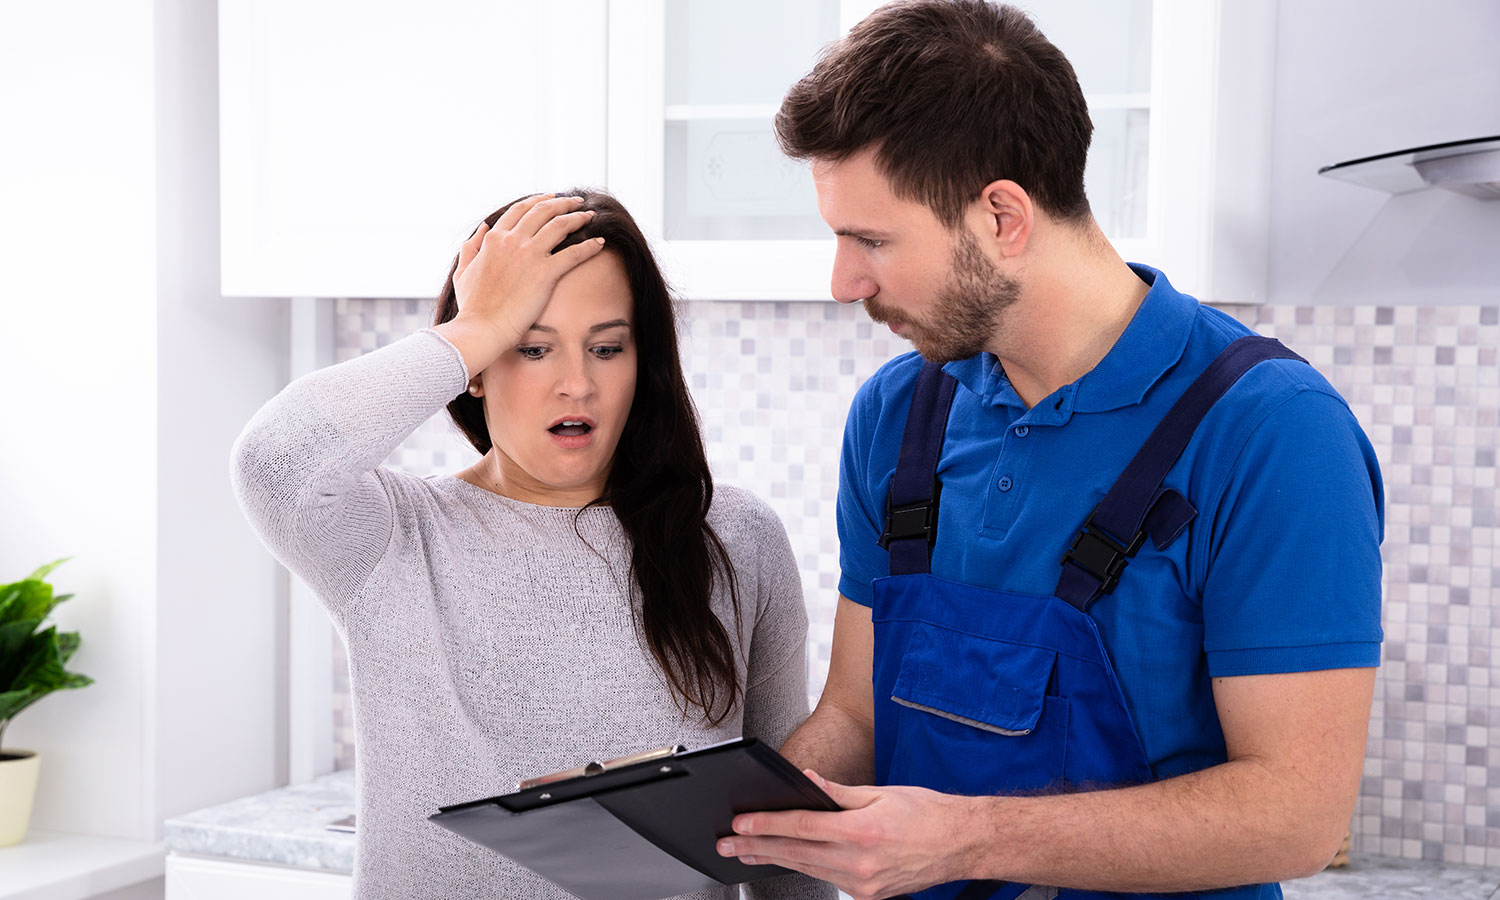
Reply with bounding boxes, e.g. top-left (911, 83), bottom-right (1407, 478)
top-left (706, 483), bottom-right (790, 547)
